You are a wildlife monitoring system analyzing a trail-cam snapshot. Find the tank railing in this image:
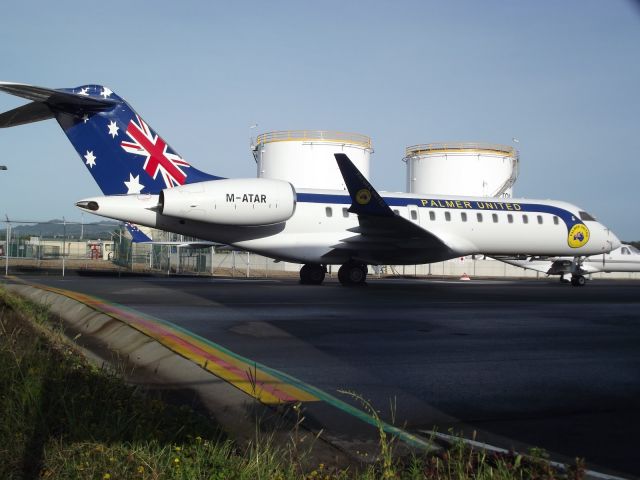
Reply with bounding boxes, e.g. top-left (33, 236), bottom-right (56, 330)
top-left (492, 152), bottom-right (520, 198)
top-left (256, 130), bottom-right (372, 149)
top-left (405, 142), bottom-right (518, 157)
